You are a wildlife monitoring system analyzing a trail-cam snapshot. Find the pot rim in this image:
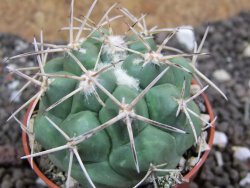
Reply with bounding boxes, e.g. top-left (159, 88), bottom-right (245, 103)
top-left (22, 86), bottom-right (215, 188)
